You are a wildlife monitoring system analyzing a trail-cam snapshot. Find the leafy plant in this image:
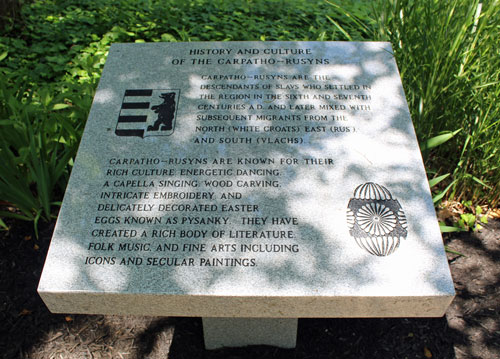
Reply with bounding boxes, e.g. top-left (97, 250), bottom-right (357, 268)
top-left (0, 0), bottom-right (355, 230)
top-left (456, 201), bottom-right (488, 231)
top-left (328, 0), bottom-right (500, 207)
top-left (1, 0), bottom-right (499, 234)
top-left (424, 129), bottom-right (461, 204)
top-left (378, 0), bottom-right (500, 207)
top-left (0, 78), bottom-right (90, 235)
